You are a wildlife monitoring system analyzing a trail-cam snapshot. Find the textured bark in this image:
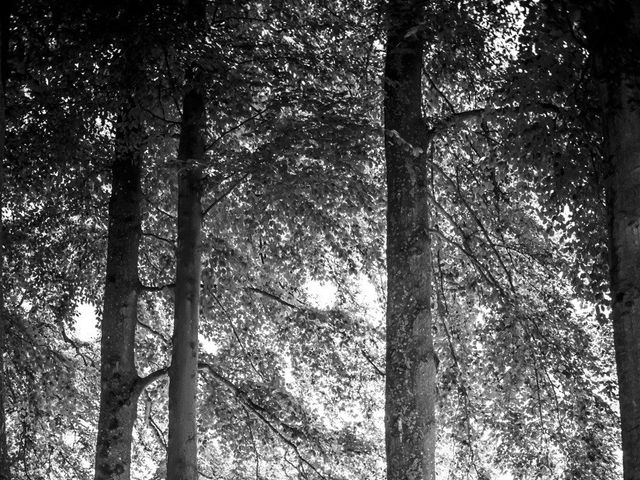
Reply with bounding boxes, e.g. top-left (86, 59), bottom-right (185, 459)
top-left (384, 1), bottom-right (435, 480)
top-left (166, 82), bottom-right (206, 480)
top-left (592, 3), bottom-right (640, 477)
top-left (93, 102), bottom-right (143, 480)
